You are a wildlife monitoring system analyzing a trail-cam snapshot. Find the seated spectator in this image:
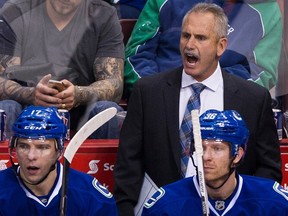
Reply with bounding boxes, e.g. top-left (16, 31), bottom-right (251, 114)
top-left (142, 109), bottom-right (288, 216)
top-left (0, 106), bottom-right (117, 215)
top-left (123, 0), bottom-right (282, 99)
top-left (0, 0), bottom-right (124, 138)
